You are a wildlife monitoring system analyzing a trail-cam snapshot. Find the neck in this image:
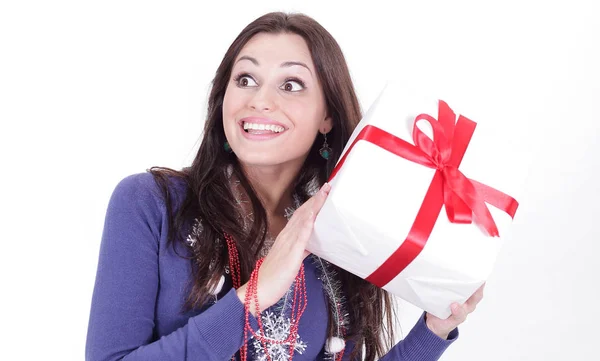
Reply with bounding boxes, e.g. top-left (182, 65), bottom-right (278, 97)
top-left (239, 163), bottom-right (299, 218)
